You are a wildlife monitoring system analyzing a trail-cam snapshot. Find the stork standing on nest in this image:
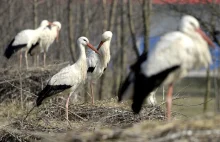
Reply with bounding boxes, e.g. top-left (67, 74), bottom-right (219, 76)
top-left (35, 37), bottom-right (100, 121)
top-left (28, 21), bottom-right (62, 67)
top-left (86, 31), bottom-right (113, 104)
top-left (4, 20), bottom-right (52, 69)
top-left (118, 15), bottom-right (215, 121)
